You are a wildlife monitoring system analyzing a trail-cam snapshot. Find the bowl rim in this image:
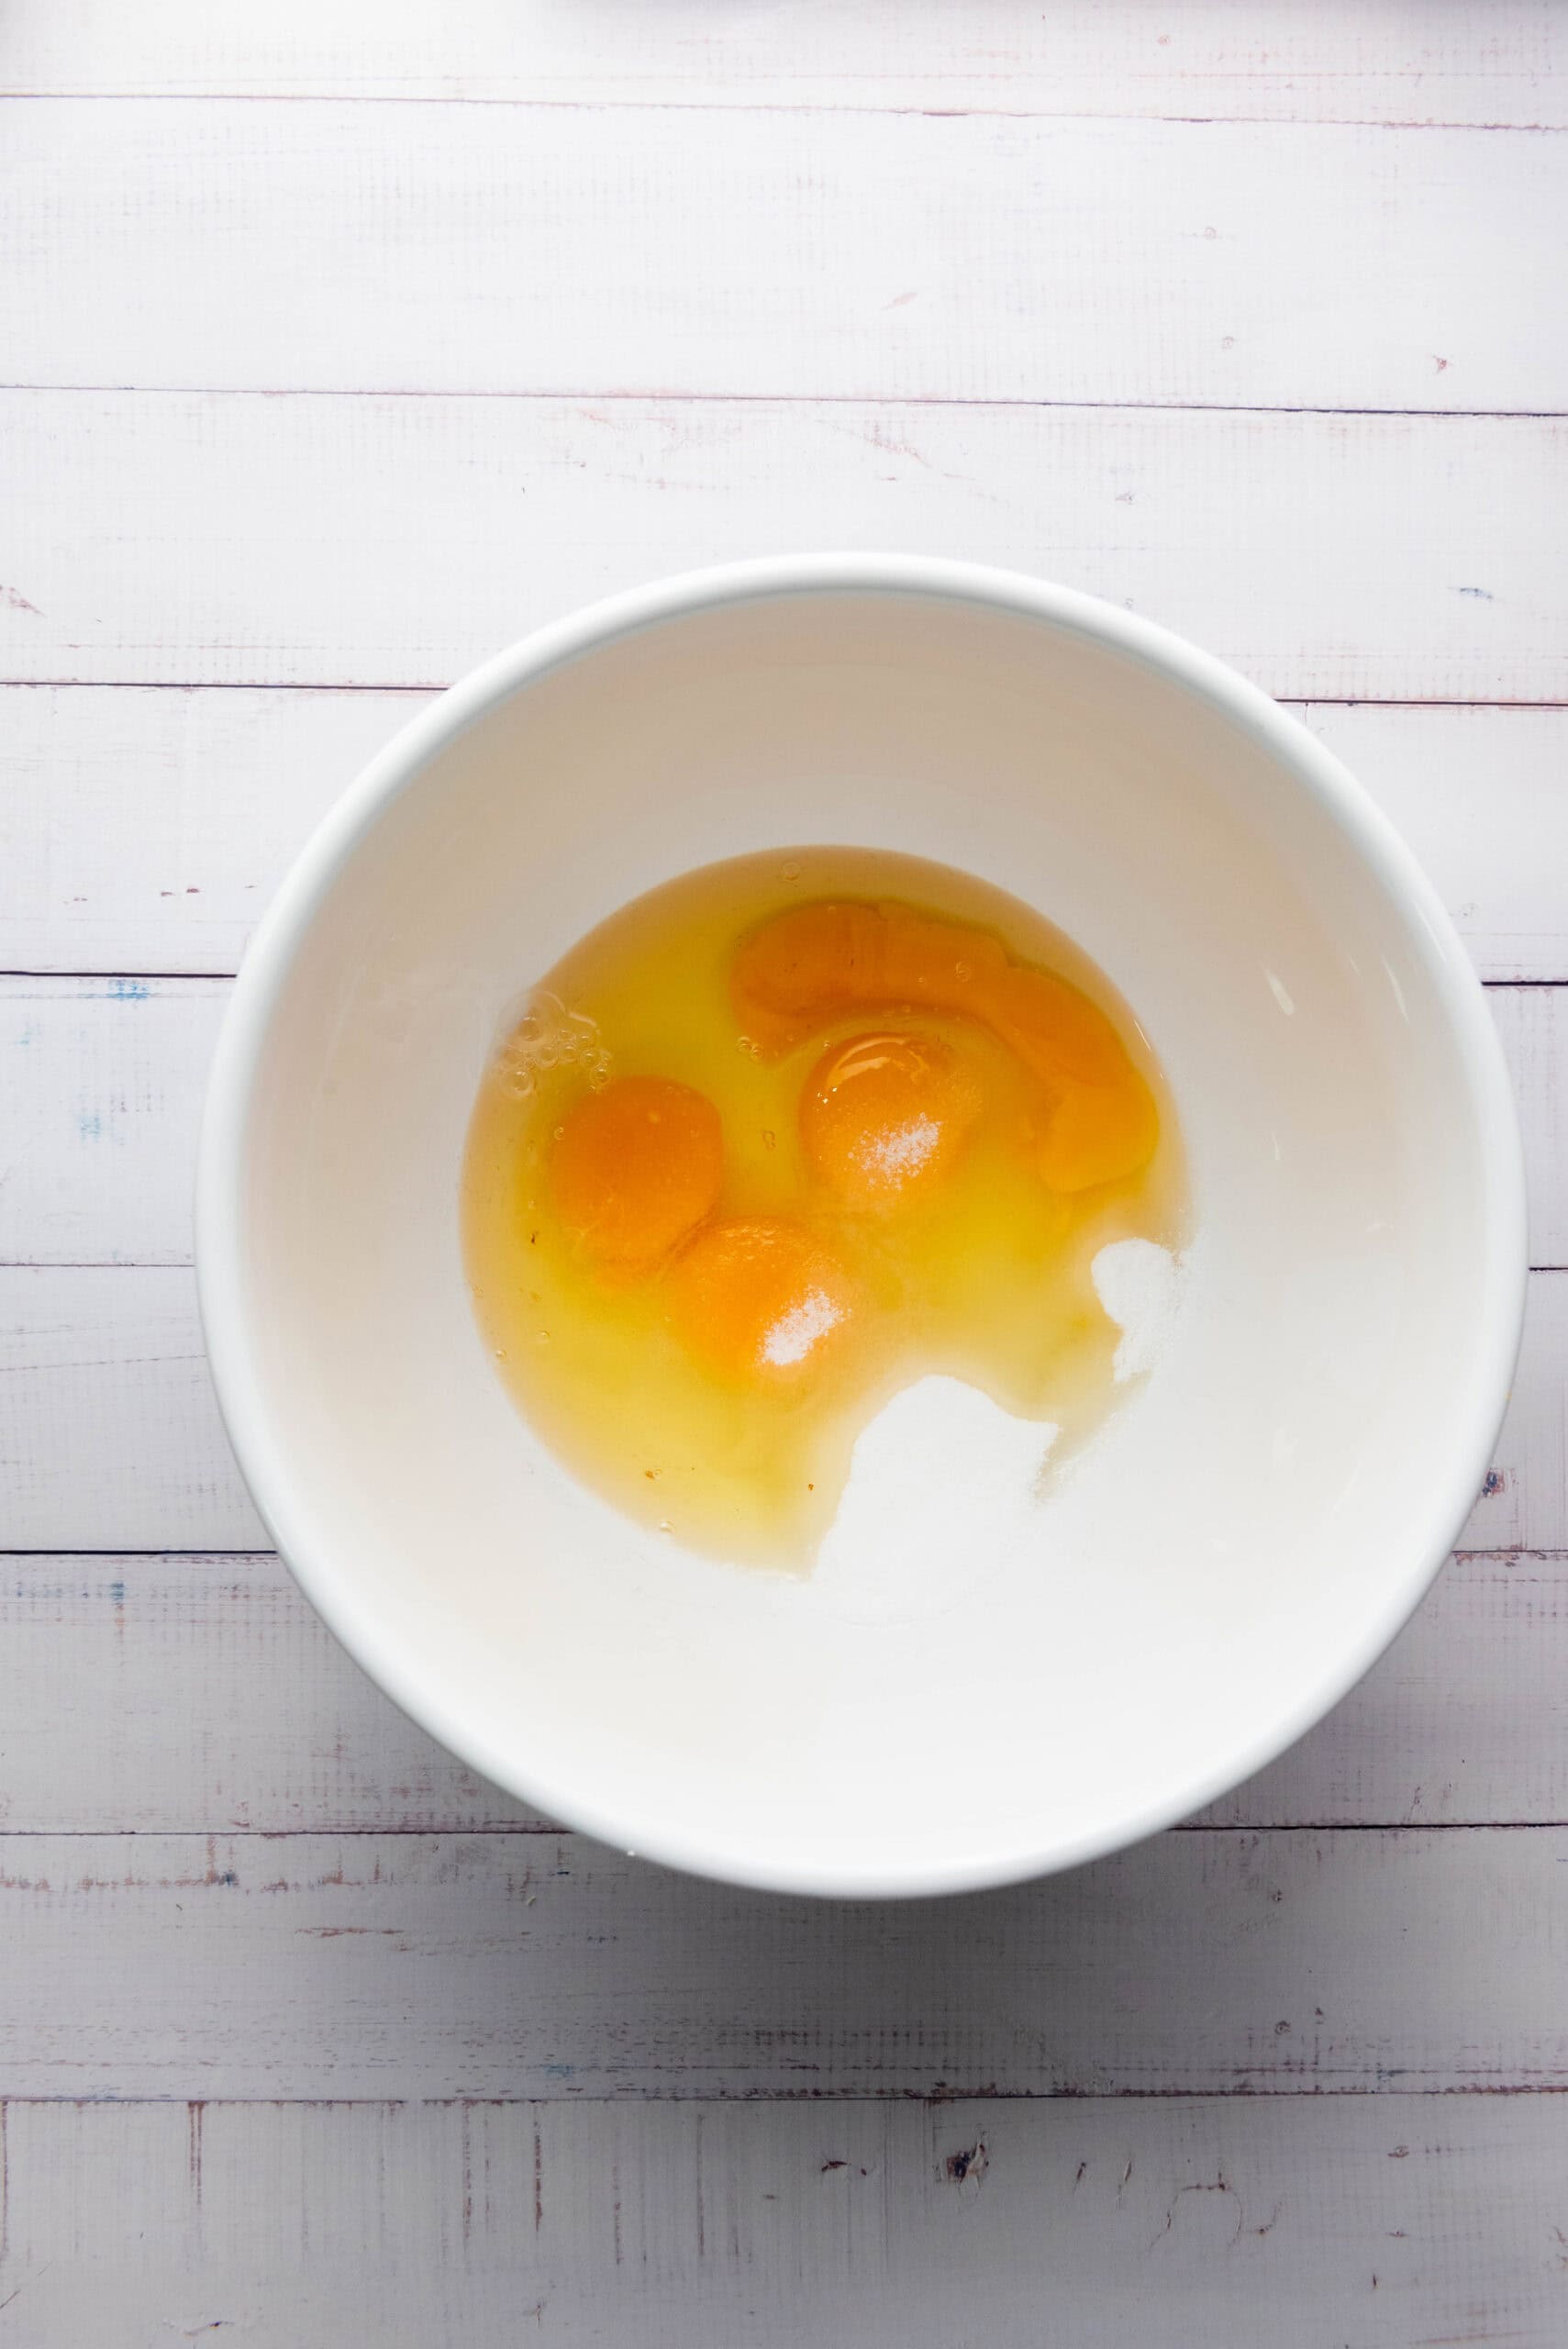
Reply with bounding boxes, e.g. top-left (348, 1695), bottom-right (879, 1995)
top-left (196, 552), bottom-right (1529, 1898)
